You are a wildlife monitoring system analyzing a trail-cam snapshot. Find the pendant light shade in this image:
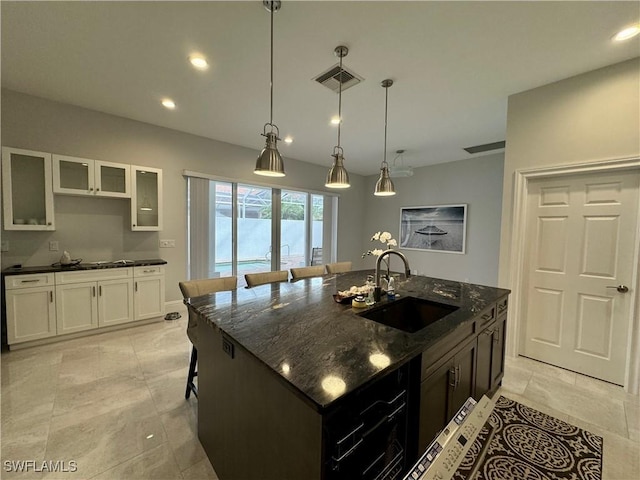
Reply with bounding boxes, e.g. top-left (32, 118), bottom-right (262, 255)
top-left (255, 0), bottom-right (285, 177)
top-left (255, 128), bottom-right (285, 177)
top-left (326, 147), bottom-right (350, 188)
top-left (374, 166), bottom-right (396, 196)
top-left (374, 79), bottom-right (396, 197)
top-left (326, 45), bottom-right (350, 189)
